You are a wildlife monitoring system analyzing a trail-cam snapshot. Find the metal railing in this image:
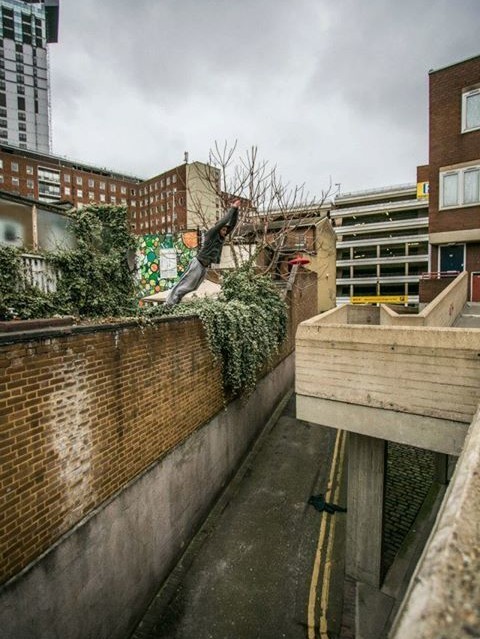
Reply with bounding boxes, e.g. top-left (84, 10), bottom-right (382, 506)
top-left (419, 271), bottom-right (460, 280)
